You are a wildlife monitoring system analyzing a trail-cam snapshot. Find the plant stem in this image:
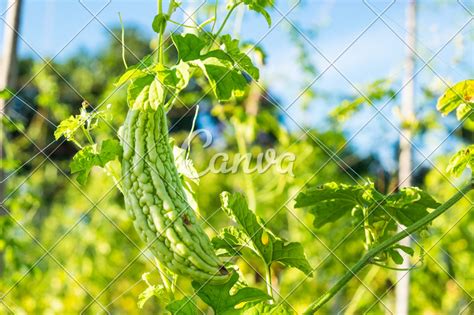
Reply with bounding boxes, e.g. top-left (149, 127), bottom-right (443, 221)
top-left (118, 12), bottom-right (128, 69)
top-left (265, 264), bottom-right (274, 303)
top-left (214, 1), bottom-right (241, 39)
top-left (344, 265), bottom-right (379, 315)
top-left (157, 0), bottom-right (164, 64)
top-left (211, 0), bottom-right (219, 32)
top-left (155, 258), bottom-right (174, 299)
top-left (302, 182), bottom-right (473, 314)
top-left (235, 123), bottom-right (257, 210)
top-left (362, 207), bottom-right (371, 250)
